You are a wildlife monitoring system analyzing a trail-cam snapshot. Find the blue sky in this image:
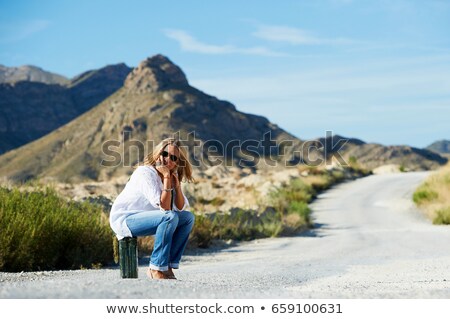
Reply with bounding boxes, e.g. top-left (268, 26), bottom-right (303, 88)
top-left (1, 0), bottom-right (449, 148)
